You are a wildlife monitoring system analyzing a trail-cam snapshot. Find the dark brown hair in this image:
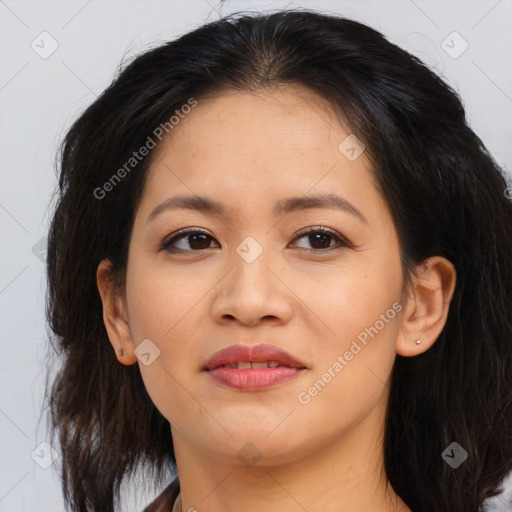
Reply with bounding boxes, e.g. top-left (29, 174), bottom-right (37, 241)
top-left (44, 8), bottom-right (512, 512)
